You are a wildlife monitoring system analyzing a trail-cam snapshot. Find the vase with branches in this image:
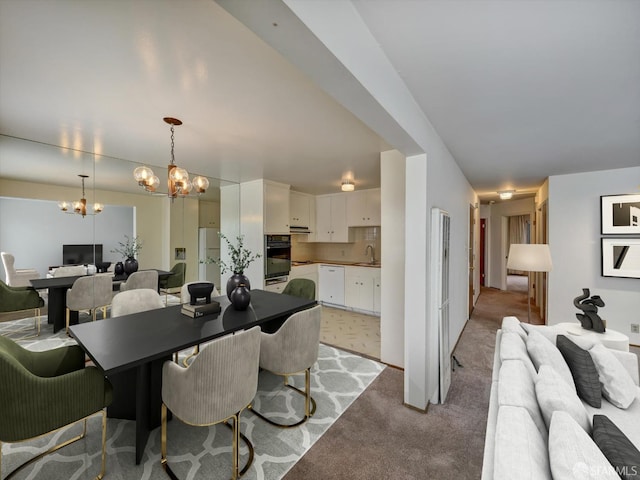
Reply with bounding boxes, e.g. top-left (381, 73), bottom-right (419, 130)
top-left (202, 233), bottom-right (261, 301)
top-left (111, 235), bottom-right (143, 275)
